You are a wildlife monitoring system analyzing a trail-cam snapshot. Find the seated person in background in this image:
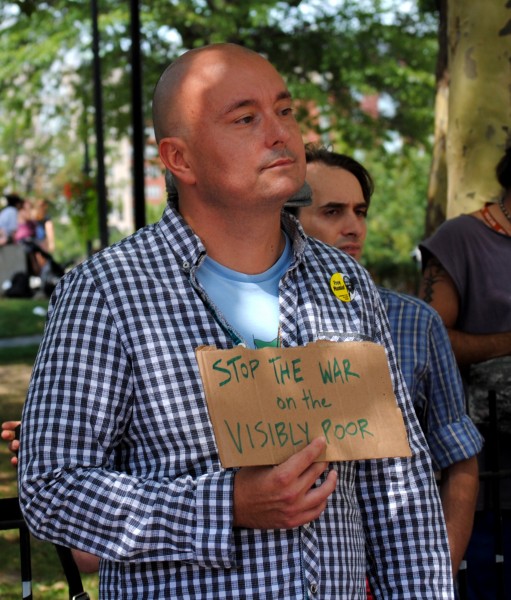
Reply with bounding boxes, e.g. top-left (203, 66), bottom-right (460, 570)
top-left (0, 193), bottom-right (23, 245)
top-left (419, 145), bottom-right (511, 600)
top-left (13, 199), bottom-right (36, 244)
top-left (31, 198), bottom-right (56, 273)
top-left (13, 199), bottom-right (43, 276)
top-left (287, 144), bottom-right (483, 582)
top-left (32, 198), bottom-right (55, 254)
